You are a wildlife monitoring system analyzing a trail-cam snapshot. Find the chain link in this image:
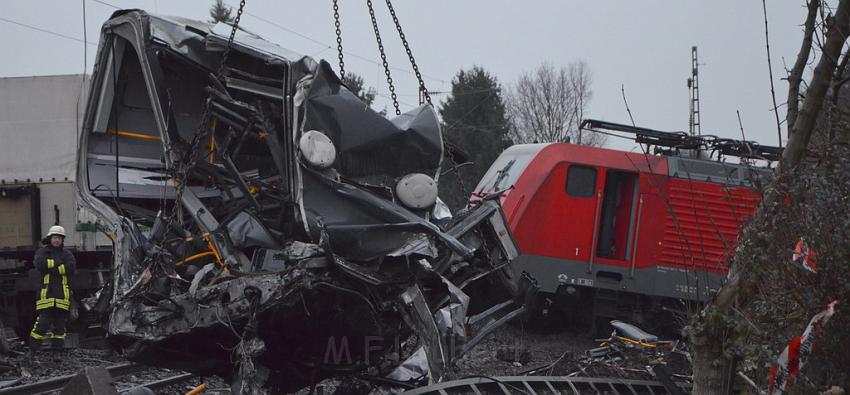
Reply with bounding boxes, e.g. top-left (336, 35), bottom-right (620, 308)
top-left (361, 1), bottom-right (466, 211)
top-left (444, 142), bottom-right (469, 201)
top-left (366, 0), bottom-right (400, 116)
top-left (380, 1), bottom-right (469, 204)
top-left (333, 0), bottom-right (345, 81)
top-left (215, 0), bottom-right (246, 82)
top-left (384, 0), bottom-right (431, 106)
top-left (328, 2), bottom-right (485, 268)
top-left (381, 0), bottom-right (463, 202)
